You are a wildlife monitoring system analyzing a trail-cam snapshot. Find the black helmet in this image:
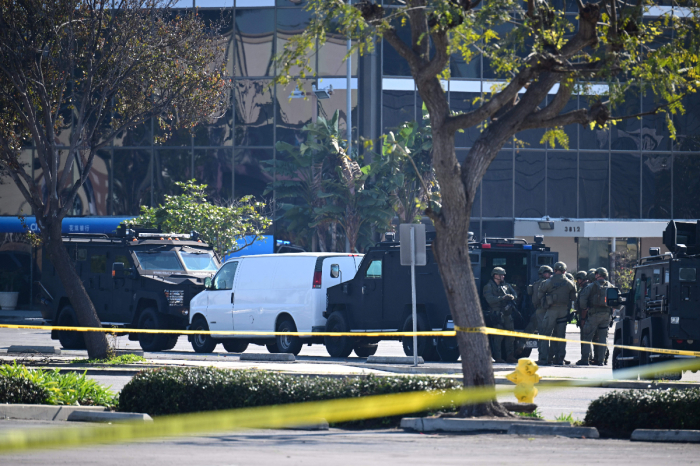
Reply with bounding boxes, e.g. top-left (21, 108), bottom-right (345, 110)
top-left (575, 271), bottom-right (587, 280)
top-left (596, 267), bottom-right (609, 278)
